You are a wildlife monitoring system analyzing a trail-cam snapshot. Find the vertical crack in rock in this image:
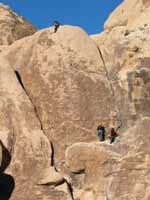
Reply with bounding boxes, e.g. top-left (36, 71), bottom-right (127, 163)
top-left (56, 179), bottom-right (75, 200)
top-left (14, 70), bottom-right (44, 131)
top-left (50, 141), bottom-right (55, 166)
top-left (8, 128), bottom-right (16, 156)
top-left (96, 45), bottom-right (122, 127)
